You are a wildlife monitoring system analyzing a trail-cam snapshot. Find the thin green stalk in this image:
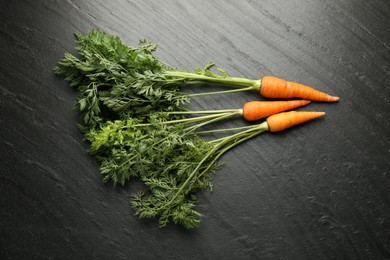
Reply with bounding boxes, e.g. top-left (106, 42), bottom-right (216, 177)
top-left (208, 123), bottom-right (267, 144)
top-left (165, 122), bottom-right (268, 209)
top-left (168, 109), bottom-right (243, 115)
top-left (184, 112), bottom-right (241, 133)
top-left (195, 129), bottom-right (264, 182)
top-left (163, 70), bottom-right (261, 90)
top-left (196, 124), bottom-right (256, 134)
top-left (214, 123), bottom-right (268, 150)
top-left (188, 87), bottom-right (254, 97)
top-left (133, 113), bottom-right (225, 127)
top-left (157, 138), bottom-right (227, 211)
